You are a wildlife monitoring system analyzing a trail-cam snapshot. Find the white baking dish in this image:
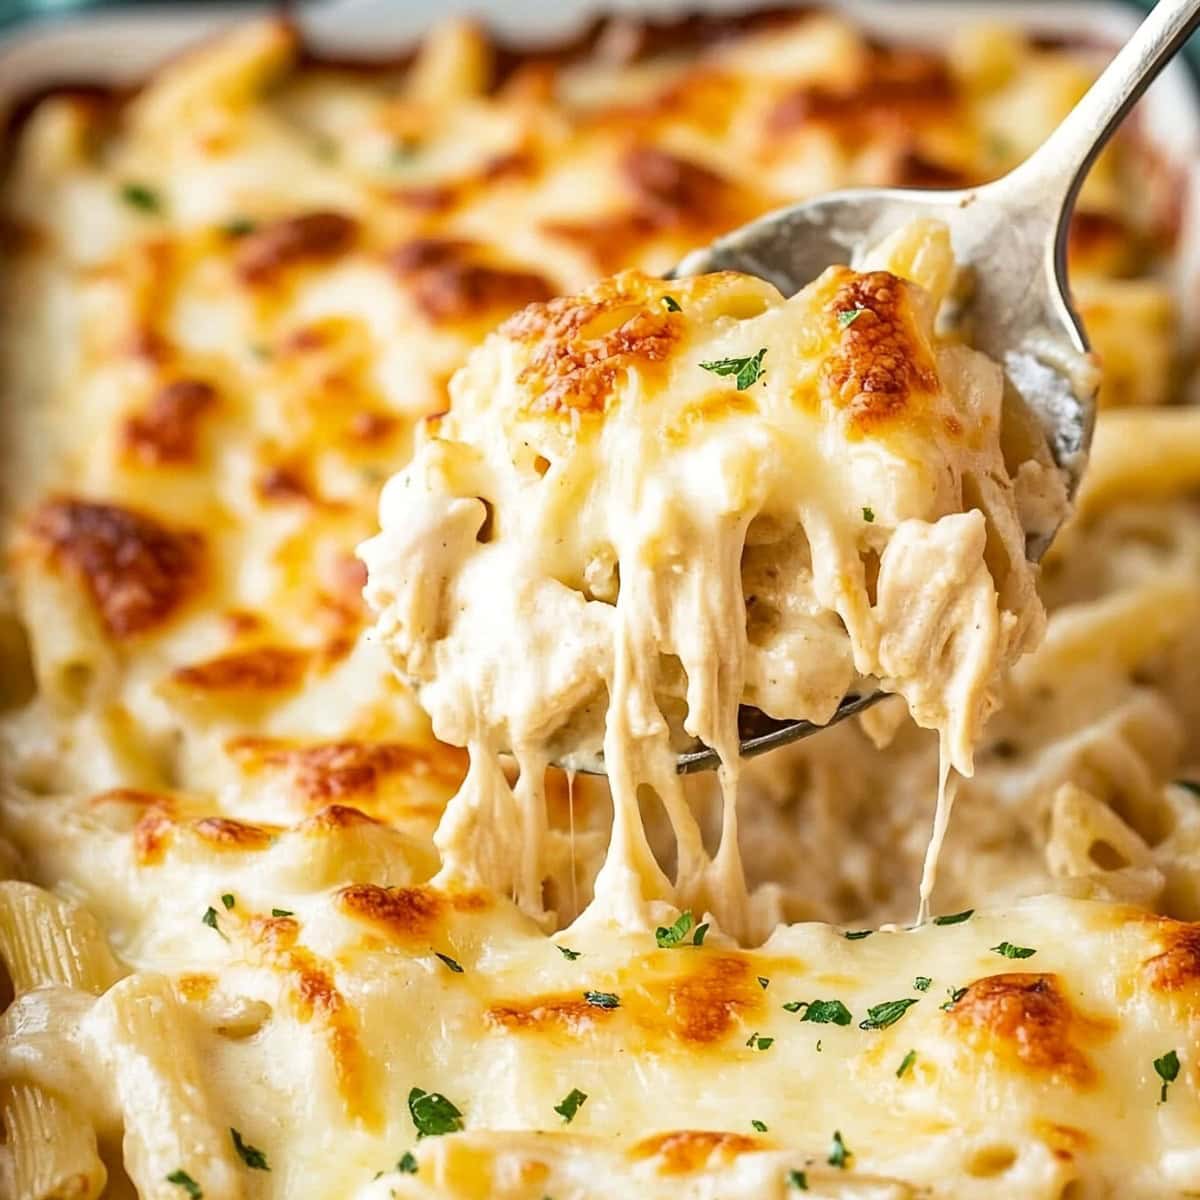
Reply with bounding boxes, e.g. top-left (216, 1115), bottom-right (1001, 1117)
top-left (0, 0), bottom-right (1197, 332)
